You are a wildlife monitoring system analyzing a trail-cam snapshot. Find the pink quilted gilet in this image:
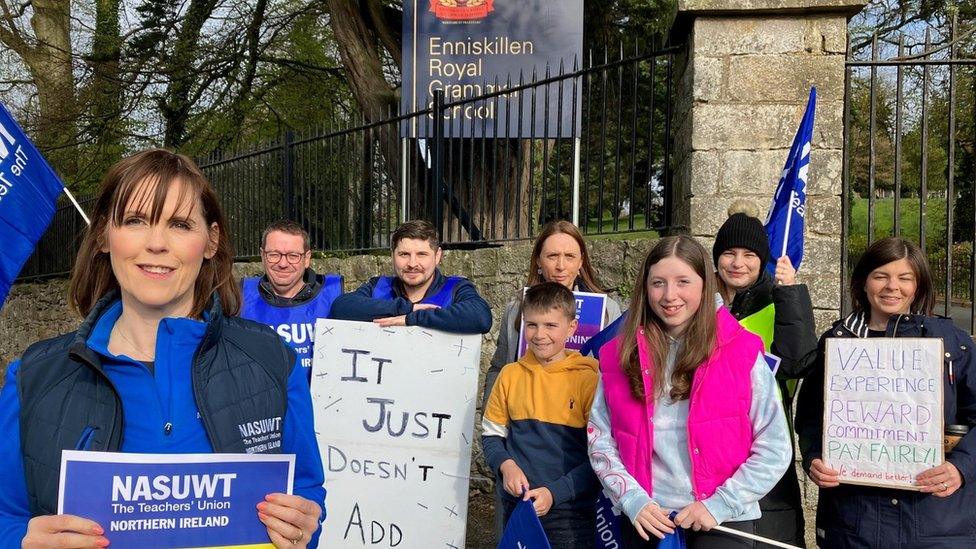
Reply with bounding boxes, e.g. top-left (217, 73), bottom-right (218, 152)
top-left (598, 307), bottom-right (763, 500)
